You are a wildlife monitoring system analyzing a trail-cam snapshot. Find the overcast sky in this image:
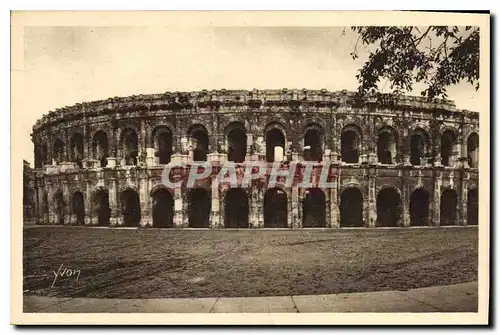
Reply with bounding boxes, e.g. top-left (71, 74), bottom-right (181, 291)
top-left (20, 26), bottom-right (480, 163)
